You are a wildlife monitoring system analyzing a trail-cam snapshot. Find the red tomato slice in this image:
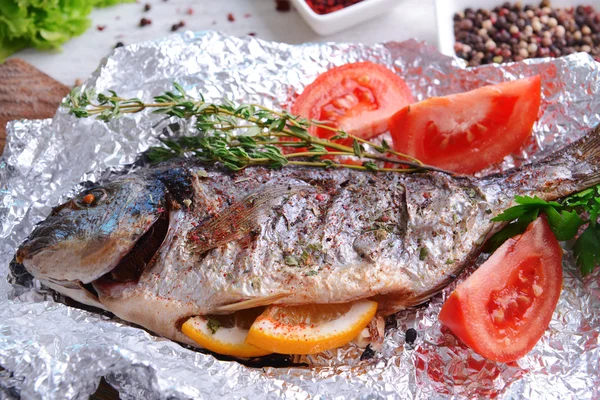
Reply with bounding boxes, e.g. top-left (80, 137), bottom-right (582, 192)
top-left (388, 76), bottom-right (541, 174)
top-left (438, 216), bottom-right (562, 363)
top-left (292, 62), bottom-right (414, 140)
